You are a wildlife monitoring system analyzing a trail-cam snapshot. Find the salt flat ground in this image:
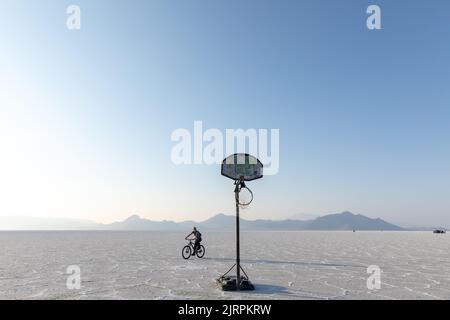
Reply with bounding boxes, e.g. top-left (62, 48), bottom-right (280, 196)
top-left (0, 231), bottom-right (449, 300)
